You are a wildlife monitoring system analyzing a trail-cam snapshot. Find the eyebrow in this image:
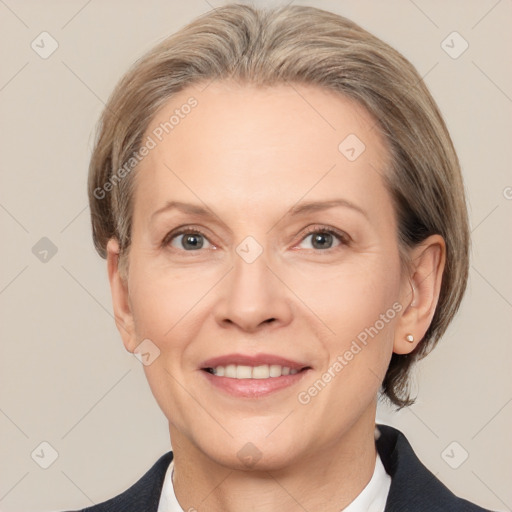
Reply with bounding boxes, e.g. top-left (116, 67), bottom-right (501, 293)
top-left (288, 198), bottom-right (368, 219)
top-left (151, 198), bottom-right (368, 221)
top-left (151, 201), bottom-right (217, 220)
